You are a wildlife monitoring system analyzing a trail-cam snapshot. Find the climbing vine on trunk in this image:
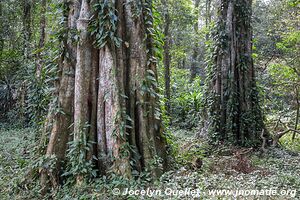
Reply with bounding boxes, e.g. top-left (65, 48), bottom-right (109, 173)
top-left (40, 0), bottom-right (167, 191)
top-left (206, 0), bottom-right (265, 146)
